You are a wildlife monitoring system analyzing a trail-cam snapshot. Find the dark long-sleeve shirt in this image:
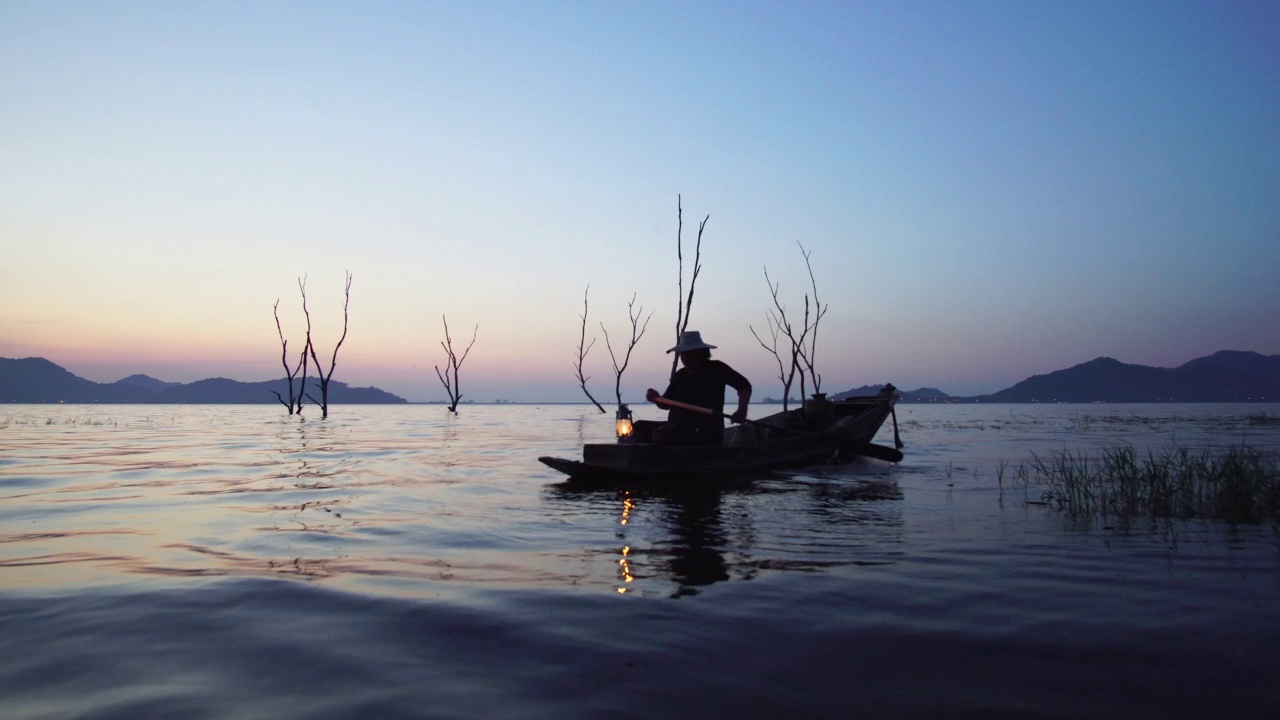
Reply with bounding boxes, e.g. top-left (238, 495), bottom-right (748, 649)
top-left (662, 360), bottom-right (752, 427)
